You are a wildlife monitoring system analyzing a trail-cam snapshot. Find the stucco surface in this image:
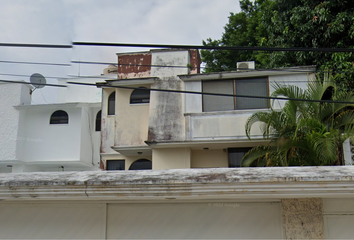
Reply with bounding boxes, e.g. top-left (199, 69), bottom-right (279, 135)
top-left (0, 166), bottom-right (353, 200)
top-left (0, 84), bottom-right (30, 162)
top-left (282, 198), bottom-right (325, 239)
top-left (0, 166), bottom-right (353, 186)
